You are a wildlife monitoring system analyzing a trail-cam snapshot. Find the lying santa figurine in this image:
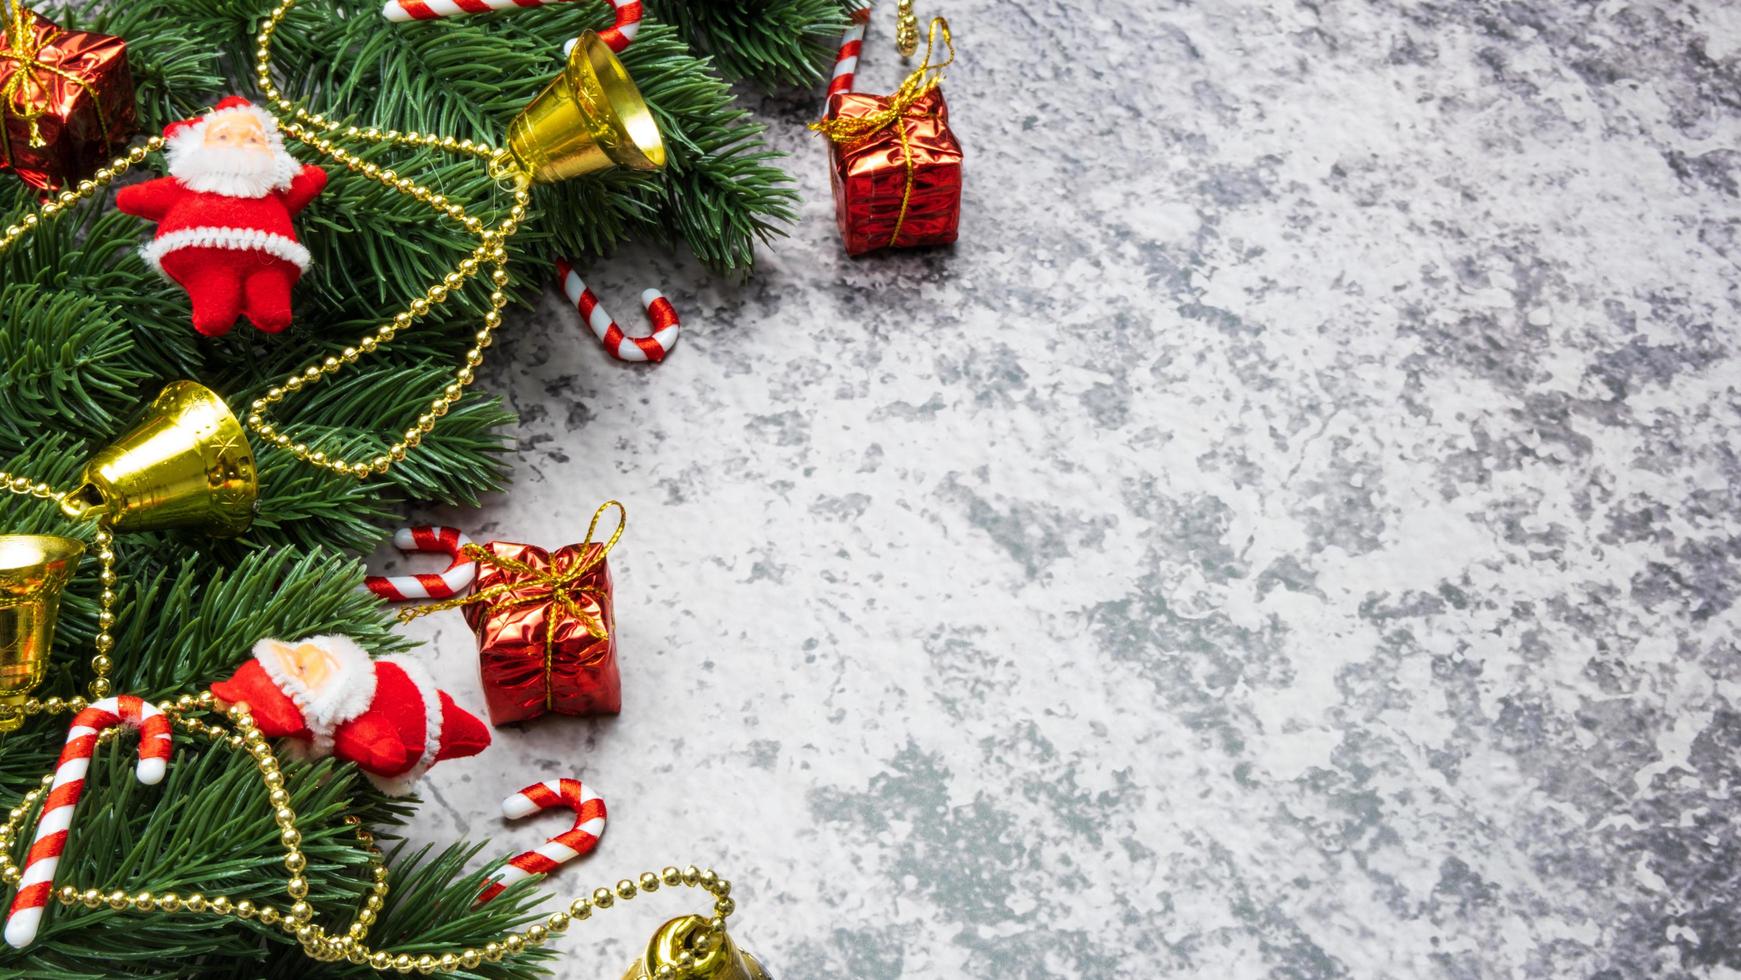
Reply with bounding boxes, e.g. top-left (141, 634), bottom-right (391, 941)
top-left (115, 96), bottom-right (326, 337)
top-left (210, 634), bottom-right (490, 794)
